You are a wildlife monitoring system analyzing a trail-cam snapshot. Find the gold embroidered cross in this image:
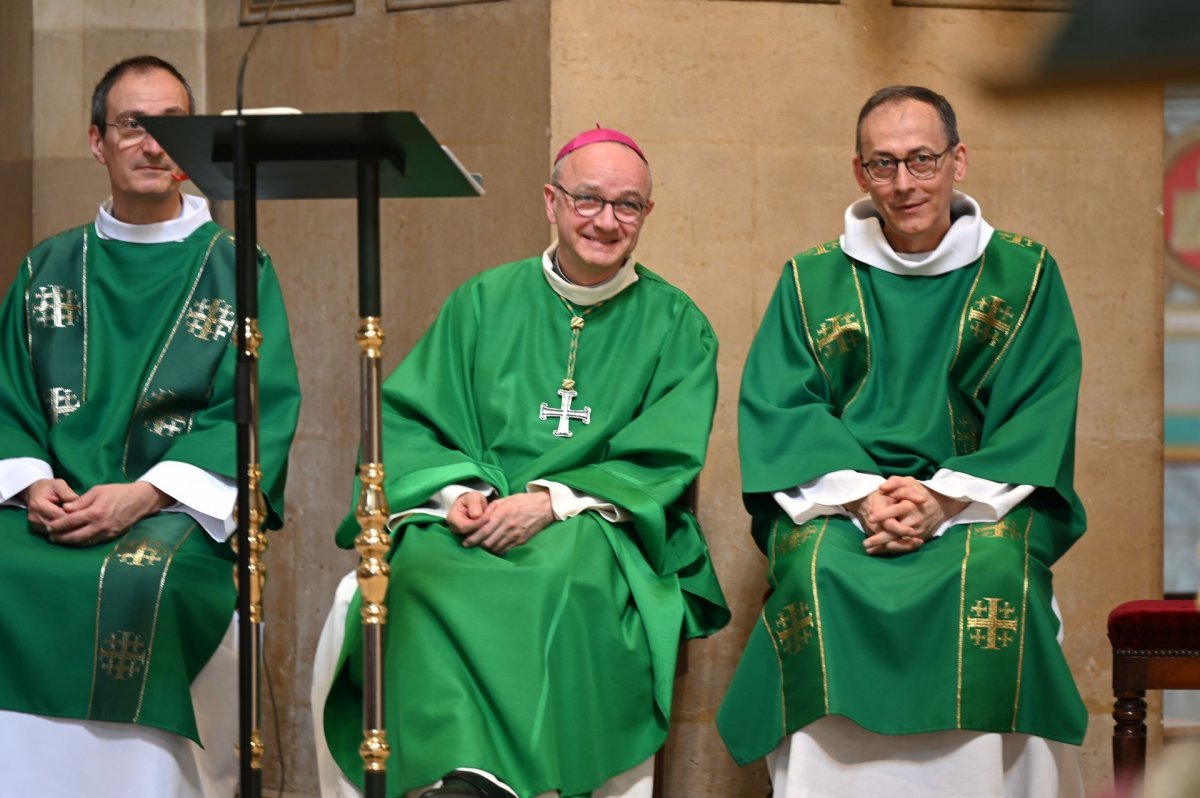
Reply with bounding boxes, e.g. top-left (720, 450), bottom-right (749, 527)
top-left (186, 298), bottom-right (235, 342)
top-left (969, 518), bottom-right (1024, 541)
top-left (774, 601), bottom-right (814, 655)
top-left (998, 232), bottom-right (1037, 248)
top-left (816, 313), bottom-right (861, 356)
top-left (968, 296), bottom-right (1013, 347)
top-left (47, 387), bottom-right (81, 421)
top-left (32, 285), bottom-right (80, 328)
top-left (776, 525), bottom-right (818, 557)
top-left (117, 540), bottom-right (166, 567)
top-left (141, 389), bottom-right (190, 437)
top-left (99, 631), bottom-right (147, 681)
top-left (968, 597), bottom-right (1019, 651)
